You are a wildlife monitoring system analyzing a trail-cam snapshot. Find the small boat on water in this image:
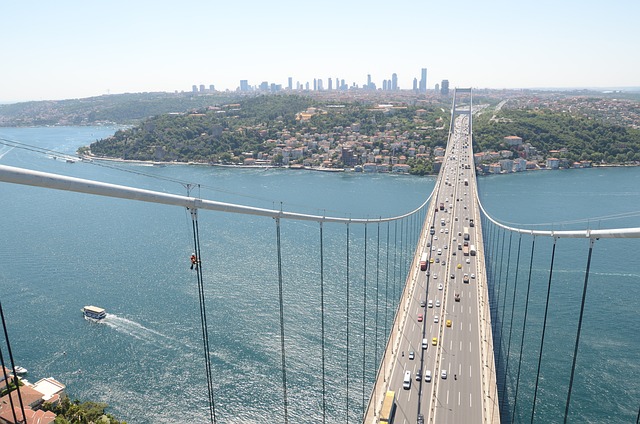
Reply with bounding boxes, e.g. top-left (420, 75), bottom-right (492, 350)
top-left (82, 305), bottom-right (106, 321)
top-left (13, 366), bottom-right (27, 375)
